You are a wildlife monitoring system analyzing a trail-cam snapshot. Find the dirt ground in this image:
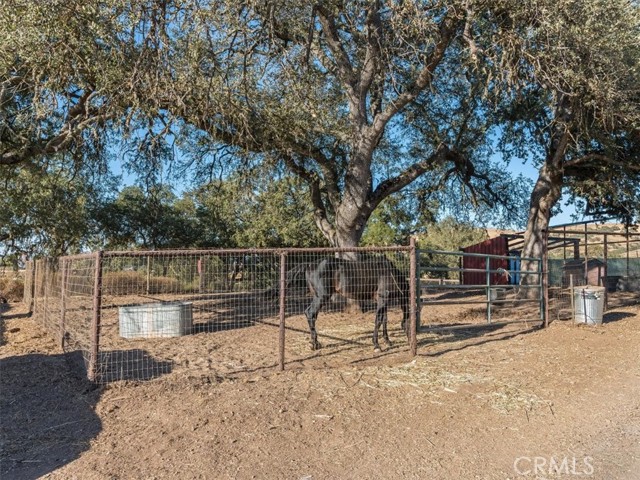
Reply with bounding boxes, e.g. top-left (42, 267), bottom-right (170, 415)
top-left (1, 296), bottom-right (639, 480)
